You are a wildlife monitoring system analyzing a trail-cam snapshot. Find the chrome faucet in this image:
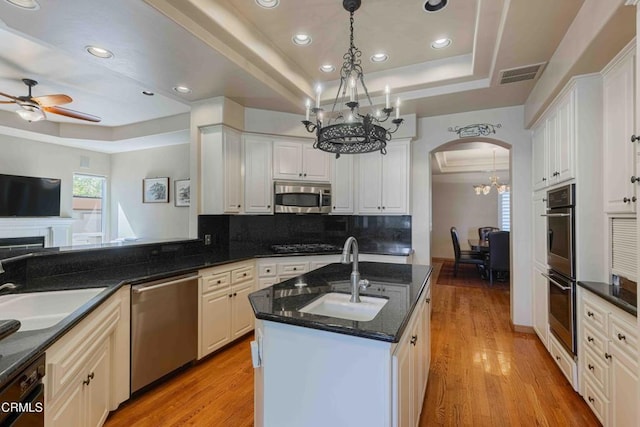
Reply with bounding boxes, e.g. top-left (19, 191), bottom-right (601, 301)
top-left (0, 283), bottom-right (17, 294)
top-left (340, 236), bottom-right (369, 303)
